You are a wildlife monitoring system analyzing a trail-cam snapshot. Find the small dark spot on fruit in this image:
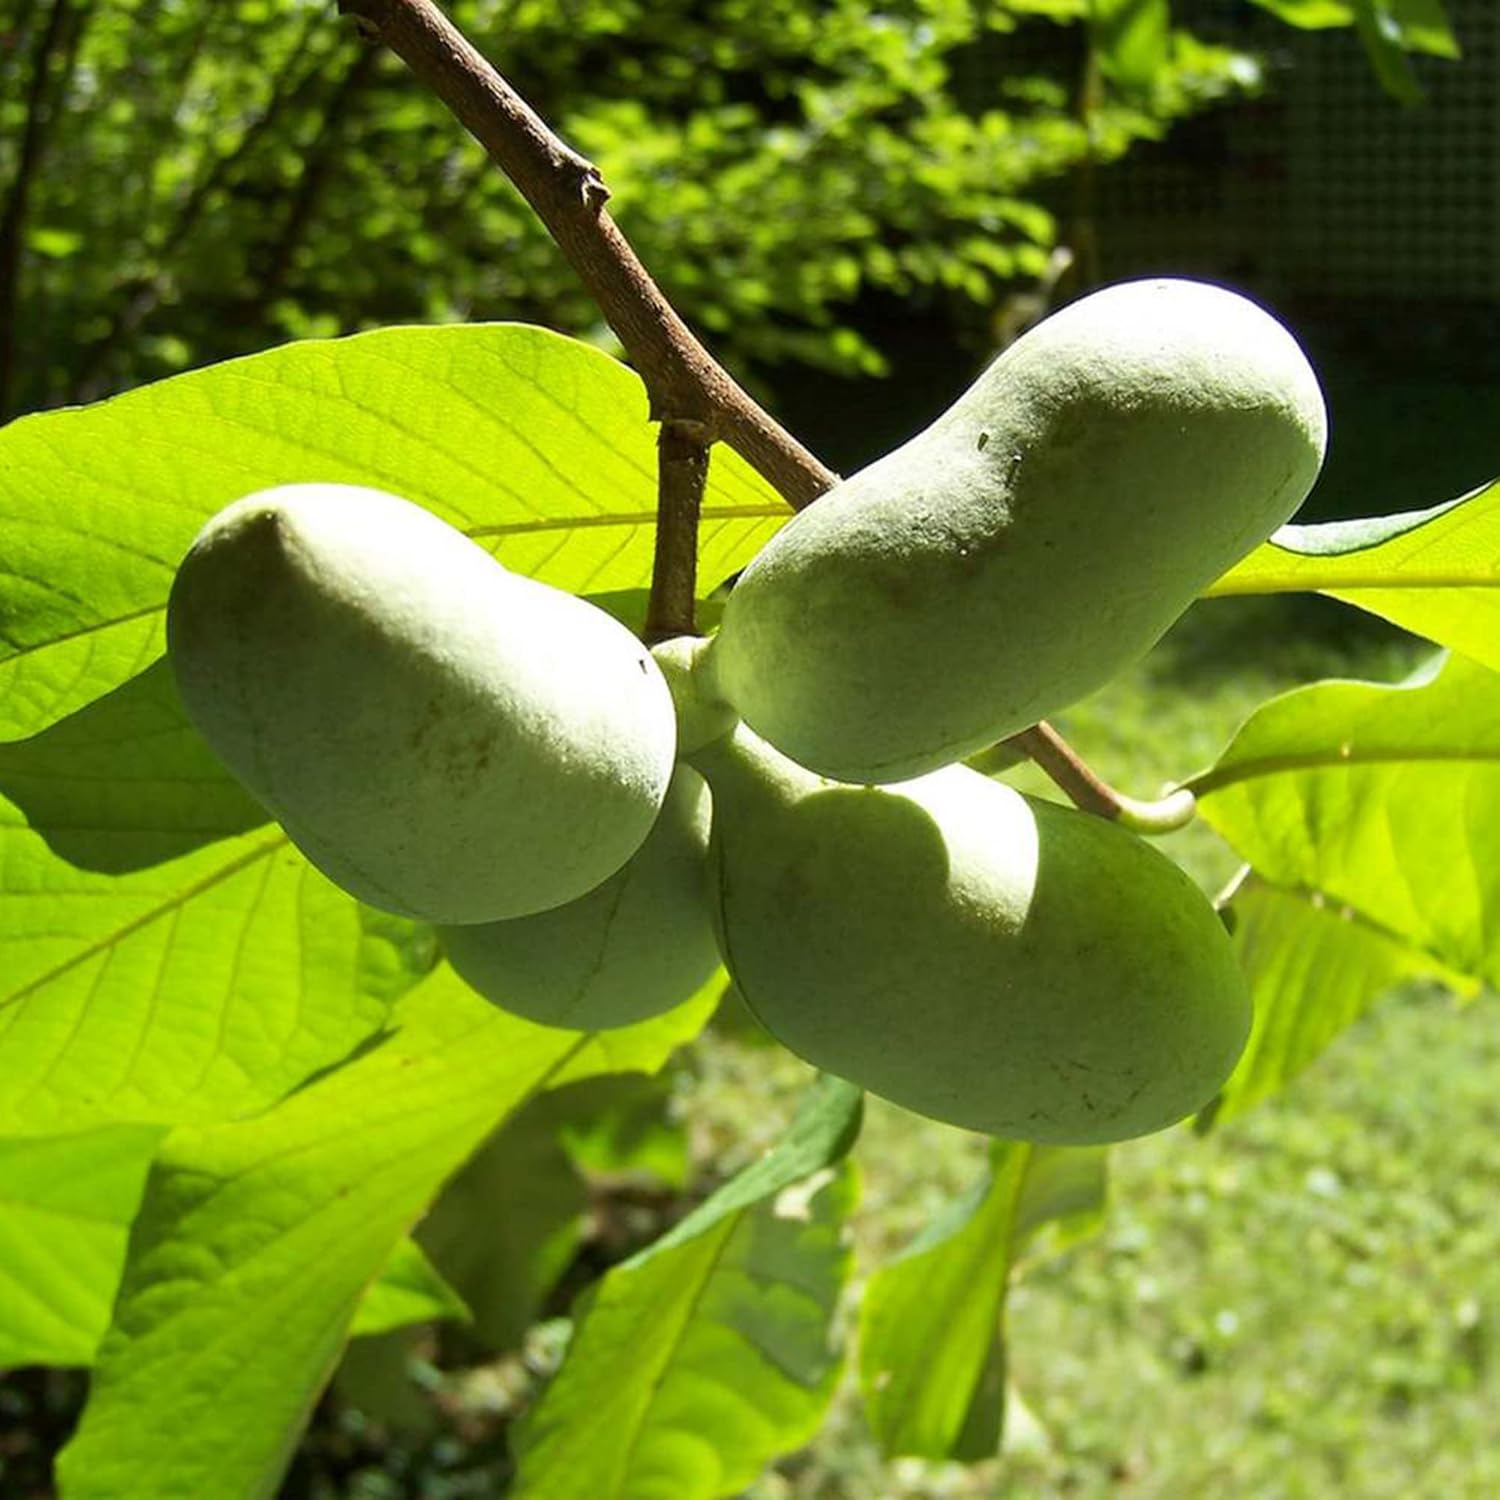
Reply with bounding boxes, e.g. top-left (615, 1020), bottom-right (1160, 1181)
top-left (976, 431), bottom-right (990, 451)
